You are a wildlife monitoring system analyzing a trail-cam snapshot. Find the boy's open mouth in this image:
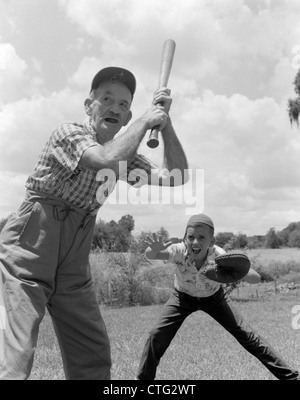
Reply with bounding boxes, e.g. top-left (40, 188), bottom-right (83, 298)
top-left (192, 248), bottom-right (201, 254)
